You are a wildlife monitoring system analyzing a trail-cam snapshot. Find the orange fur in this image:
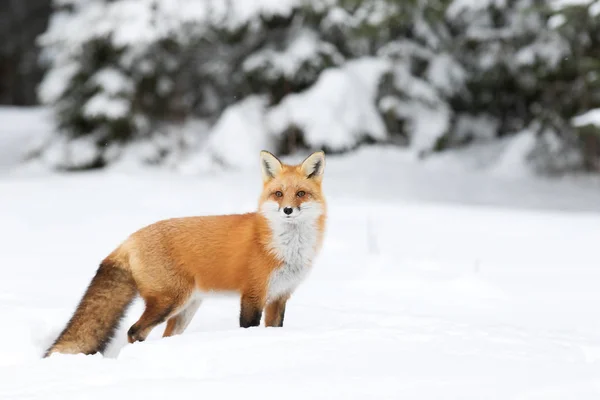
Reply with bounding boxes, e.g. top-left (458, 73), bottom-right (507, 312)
top-left (44, 150), bottom-right (327, 357)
